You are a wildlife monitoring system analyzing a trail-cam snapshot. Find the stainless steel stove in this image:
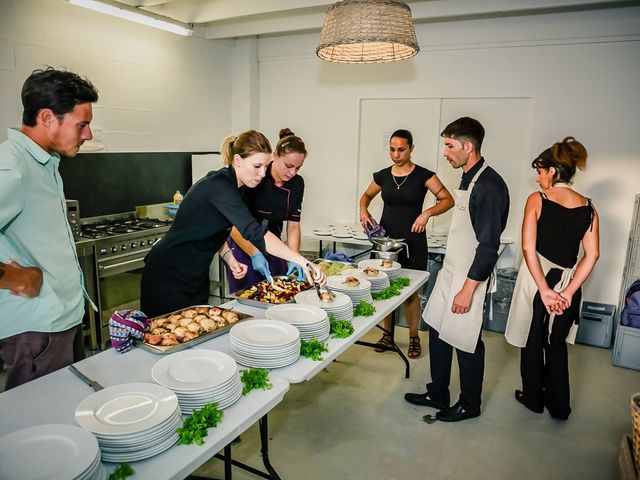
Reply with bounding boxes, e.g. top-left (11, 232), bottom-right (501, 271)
top-left (76, 213), bottom-right (172, 349)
